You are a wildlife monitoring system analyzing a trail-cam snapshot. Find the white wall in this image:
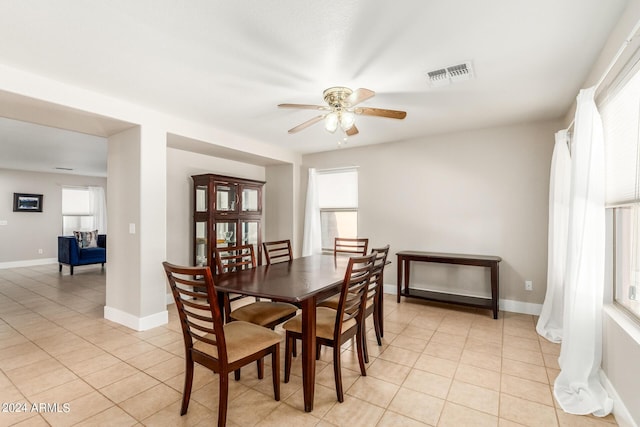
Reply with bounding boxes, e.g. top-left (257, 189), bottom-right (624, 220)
top-left (302, 120), bottom-right (559, 308)
top-left (0, 168), bottom-right (106, 265)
